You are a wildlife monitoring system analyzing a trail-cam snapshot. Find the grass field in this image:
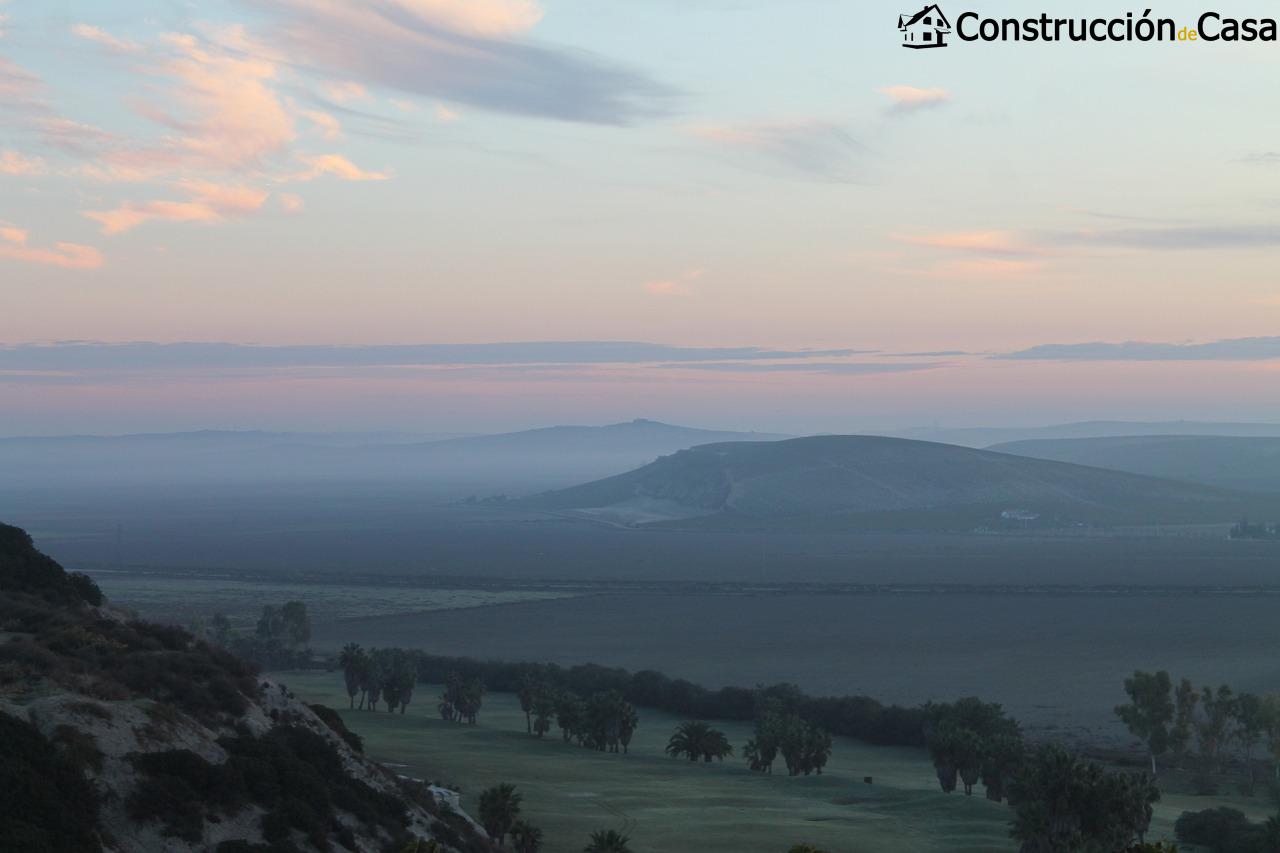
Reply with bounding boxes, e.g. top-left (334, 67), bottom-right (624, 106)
top-left (275, 672), bottom-right (1268, 853)
top-left (87, 571), bottom-right (573, 632)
